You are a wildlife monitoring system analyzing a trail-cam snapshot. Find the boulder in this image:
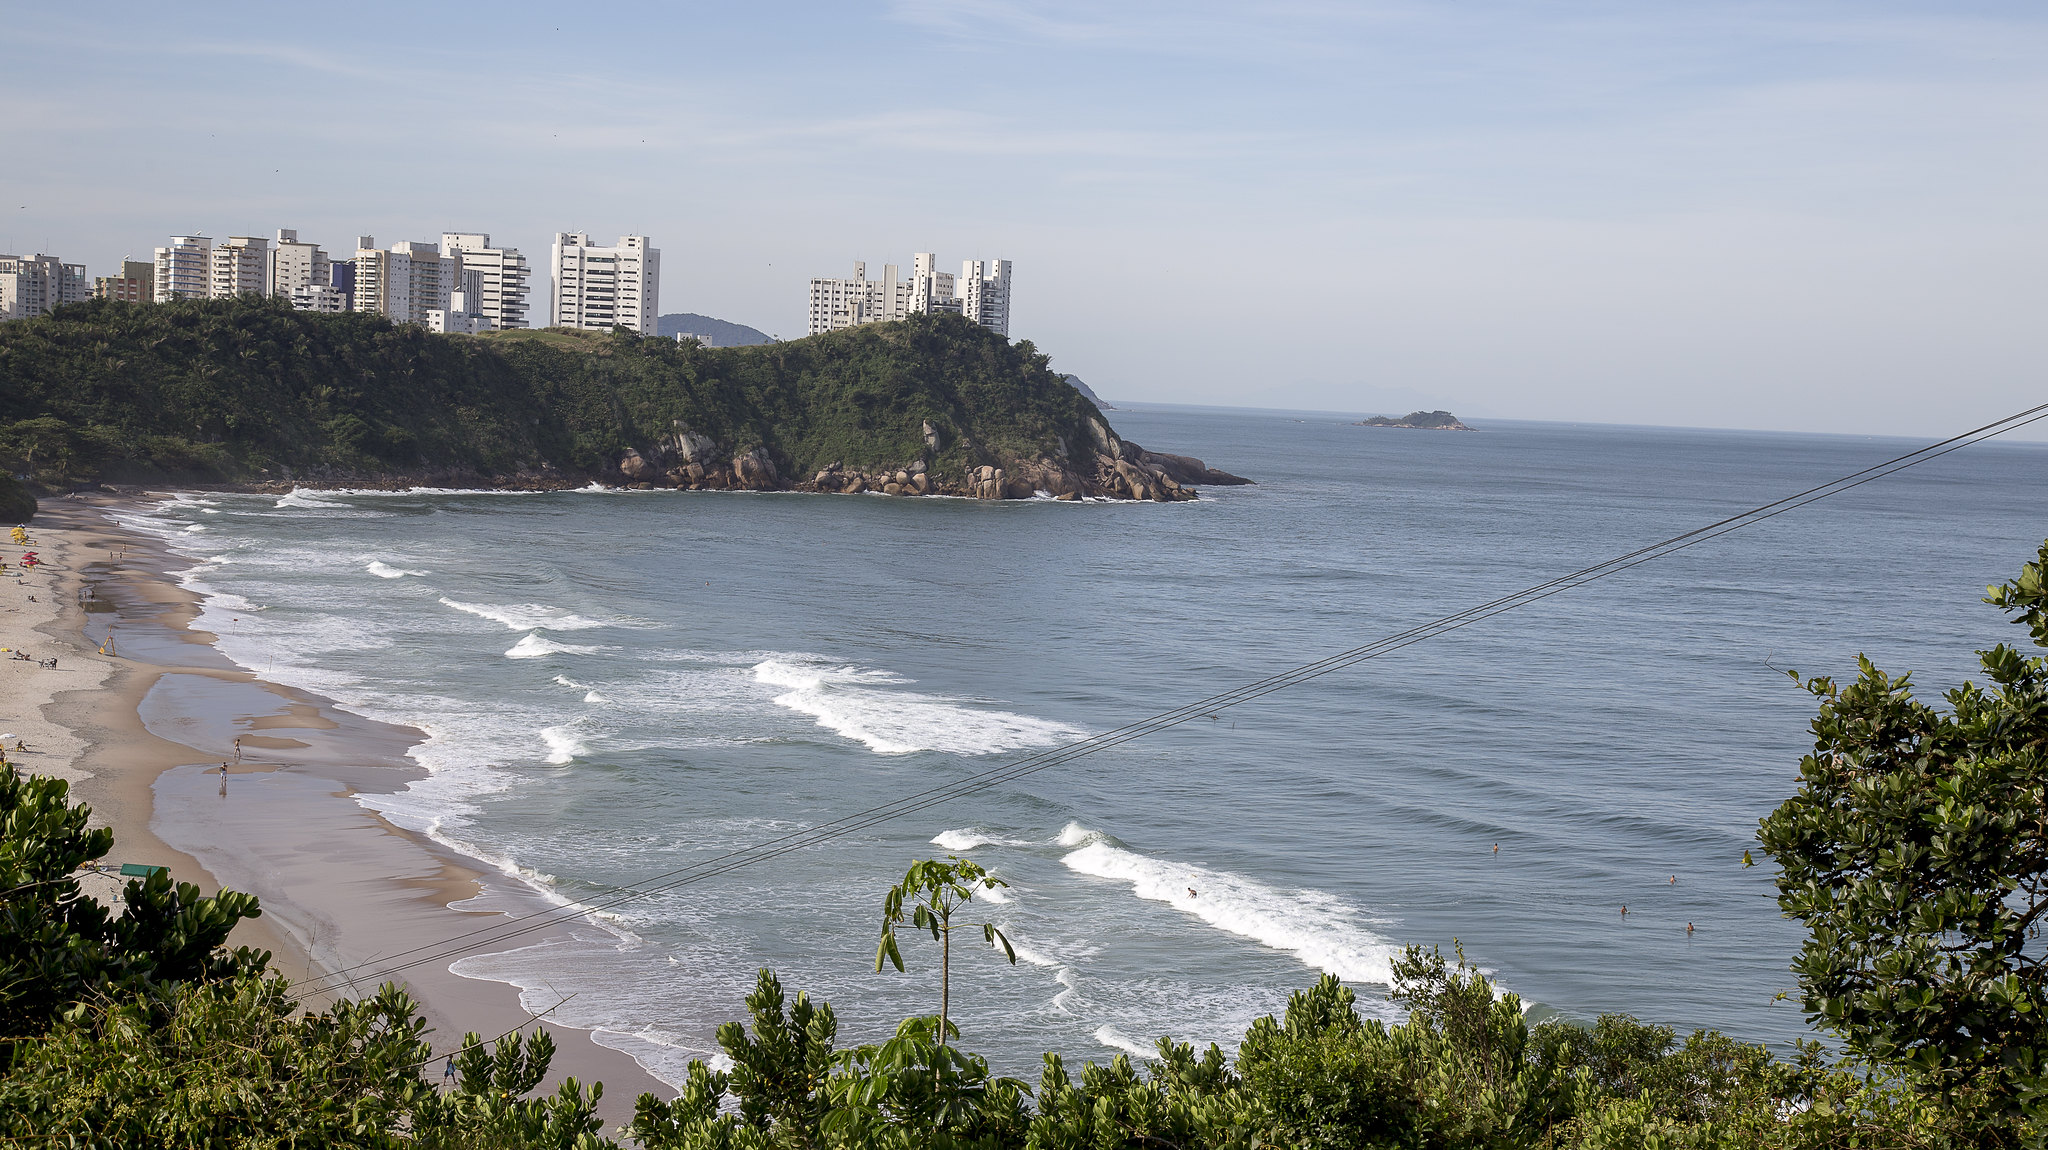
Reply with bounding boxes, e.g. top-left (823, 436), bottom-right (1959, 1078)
top-left (733, 448), bottom-right (779, 490)
top-left (619, 448), bottom-right (657, 481)
top-left (883, 482), bottom-right (903, 496)
top-left (922, 421), bottom-right (942, 451)
top-left (667, 423), bottom-right (719, 464)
